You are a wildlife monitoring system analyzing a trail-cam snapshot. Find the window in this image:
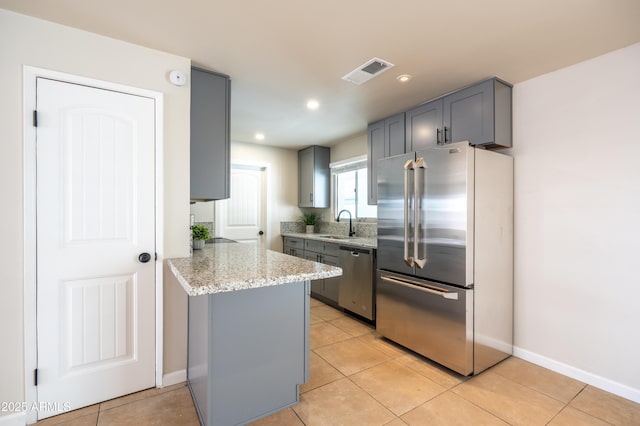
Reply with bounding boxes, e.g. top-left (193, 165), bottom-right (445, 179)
top-left (331, 156), bottom-right (377, 219)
